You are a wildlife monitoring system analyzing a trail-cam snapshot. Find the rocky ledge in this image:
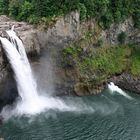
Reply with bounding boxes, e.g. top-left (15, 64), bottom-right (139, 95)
top-left (0, 15), bottom-right (40, 54)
